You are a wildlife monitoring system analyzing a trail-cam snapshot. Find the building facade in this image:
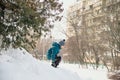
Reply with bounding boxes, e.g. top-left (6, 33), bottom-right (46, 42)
top-left (66, 0), bottom-right (120, 66)
top-left (67, 0), bottom-right (120, 37)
